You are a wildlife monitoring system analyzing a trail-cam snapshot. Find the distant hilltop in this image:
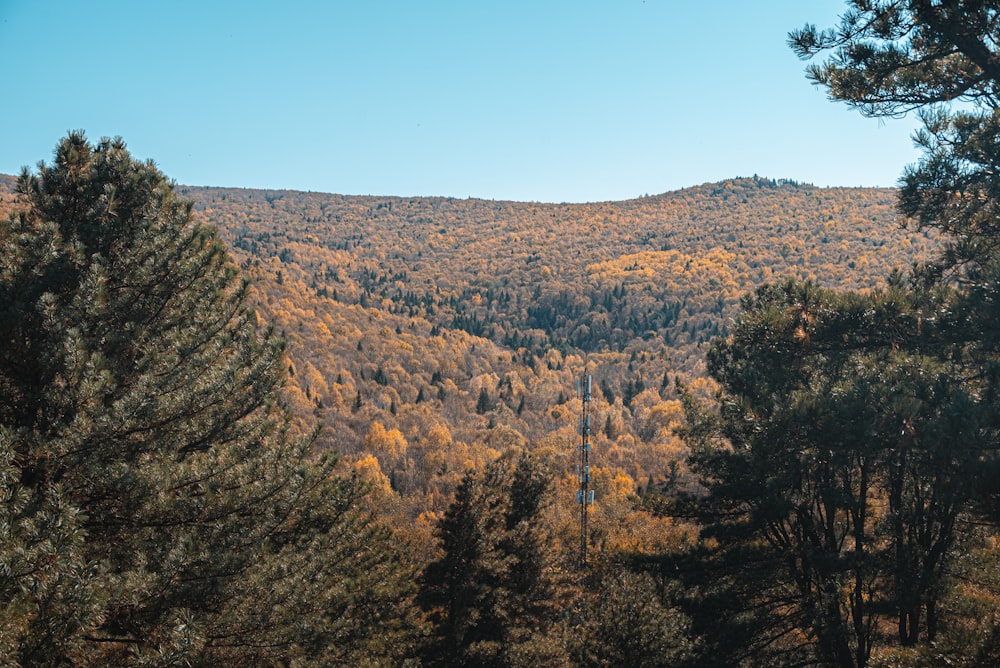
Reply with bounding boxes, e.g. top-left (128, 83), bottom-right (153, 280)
top-left (1, 172), bottom-right (890, 204)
